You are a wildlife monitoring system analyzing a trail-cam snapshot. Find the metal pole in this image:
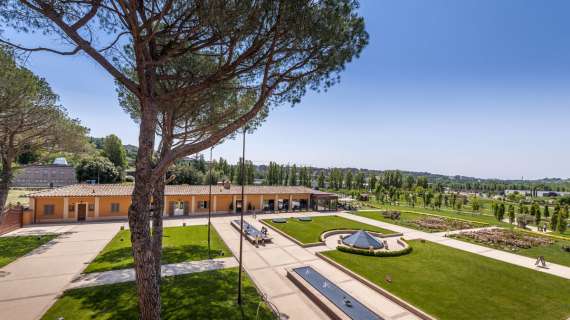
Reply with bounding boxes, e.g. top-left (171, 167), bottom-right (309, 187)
top-left (207, 147), bottom-right (213, 259)
top-left (237, 125), bottom-right (246, 305)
